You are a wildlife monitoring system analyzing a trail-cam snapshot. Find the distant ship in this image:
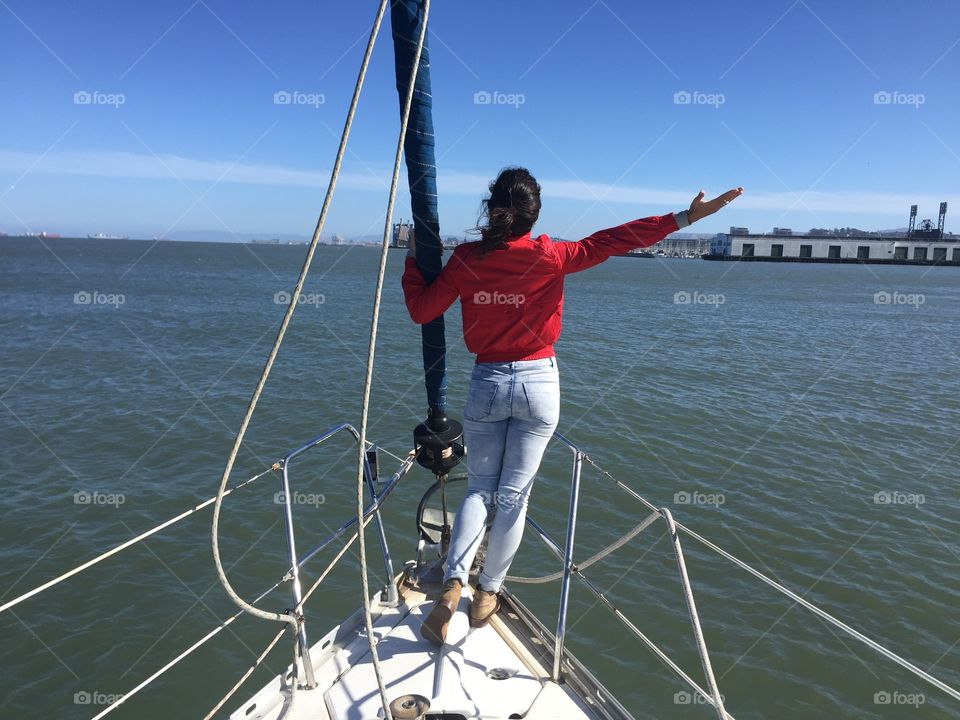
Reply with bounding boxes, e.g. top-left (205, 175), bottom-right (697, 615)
top-left (87, 232), bottom-right (129, 240)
